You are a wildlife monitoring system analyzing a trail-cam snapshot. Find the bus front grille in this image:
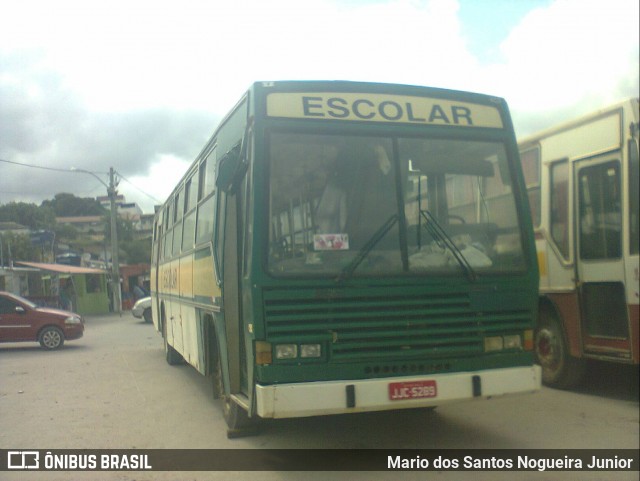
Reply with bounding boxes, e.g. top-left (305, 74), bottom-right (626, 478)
top-left (262, 287), bottom-right (531, 362)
